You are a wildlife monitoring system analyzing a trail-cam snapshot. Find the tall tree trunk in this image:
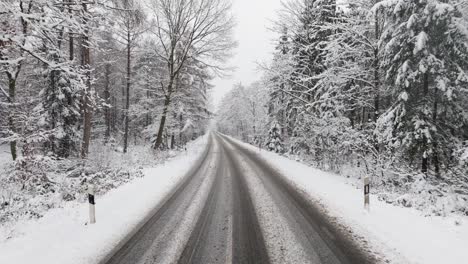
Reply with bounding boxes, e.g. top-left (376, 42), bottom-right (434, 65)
top-left (280, 87), bottom-right (285, 136)
top-left (421, 72), bottom-right (430, 174)
top-left (373, 11), bottom-right (380, 123)
top-left (432, 88), bottom-right (440, 176)
top-left (69, 0), bottom-right (74, 61)
top-left (154, 93), bottom-right (172, 149)
top-left (146, 85), bottom-right (150, 127)
top-left (123, 29), bottom-right (131, 153)
top-left (179, 113), bottom-right (183, 146)
top-left (171, 134), bottom-right (175, 149)
top-left (80, 3), bottom-right (93, 159)
top-left (111, 96), bottom-right (117, 132)
top-left (154, 77), bottom-right (174, 149)
top-left (4, 1), bottom-right (31, 161)
top-left (104, 63), bottom-right (111, 141)
top-left (360, 107), bottom-right (366, 129)
top-left (7, 76), bottom-right (17, 160)
top-left (373, 9), bottom-right (381, 153)
top-left (49, 67), bottom-right (58, 154)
